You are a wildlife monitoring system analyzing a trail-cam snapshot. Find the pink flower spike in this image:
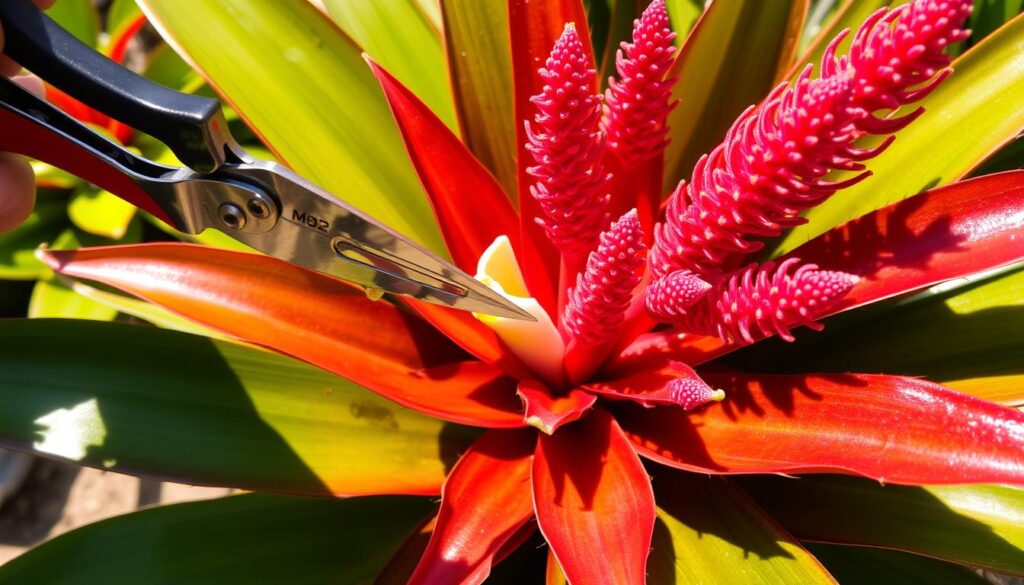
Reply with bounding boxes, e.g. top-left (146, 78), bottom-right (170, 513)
top-left (650, 69), bottom-right (863, 278)
top-left (668, 376), bottom-right (725, 412)
top-left (644, 270), bottom-right (711, 322)
top-left (602, 0), bottom-right (678, 164)
top-left (526, 23), bottom-right (610, 258)
top-left (825, 0), bottom-right (973, 124)
top-left (649, 0), bottom-right (971, 280)
top-left (563, 209), bottom-right (647, 346)
top-left (667, 258), bottom-right (859, 345)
